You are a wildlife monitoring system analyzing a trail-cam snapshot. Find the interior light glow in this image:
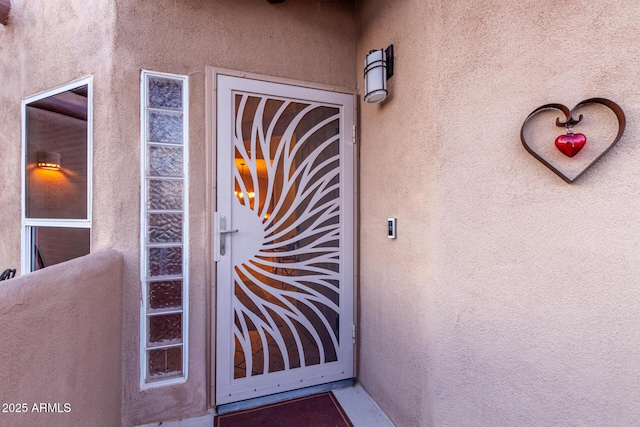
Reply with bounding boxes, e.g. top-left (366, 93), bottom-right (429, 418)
top-left (234, 191), bottom-right (255, 199)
